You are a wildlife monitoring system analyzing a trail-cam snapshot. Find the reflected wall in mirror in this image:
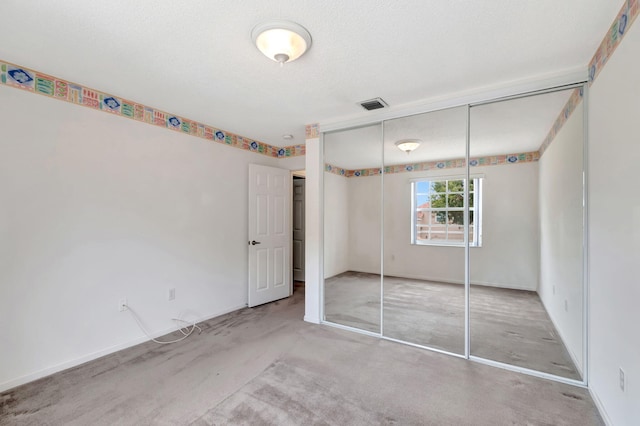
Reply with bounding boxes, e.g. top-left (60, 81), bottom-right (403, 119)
top-left (382, 106), bottom-right (467, 354)
top-left (469, 87), bottom-right (585, 379)
top-left (323, 123), bottom-right (382, 333)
